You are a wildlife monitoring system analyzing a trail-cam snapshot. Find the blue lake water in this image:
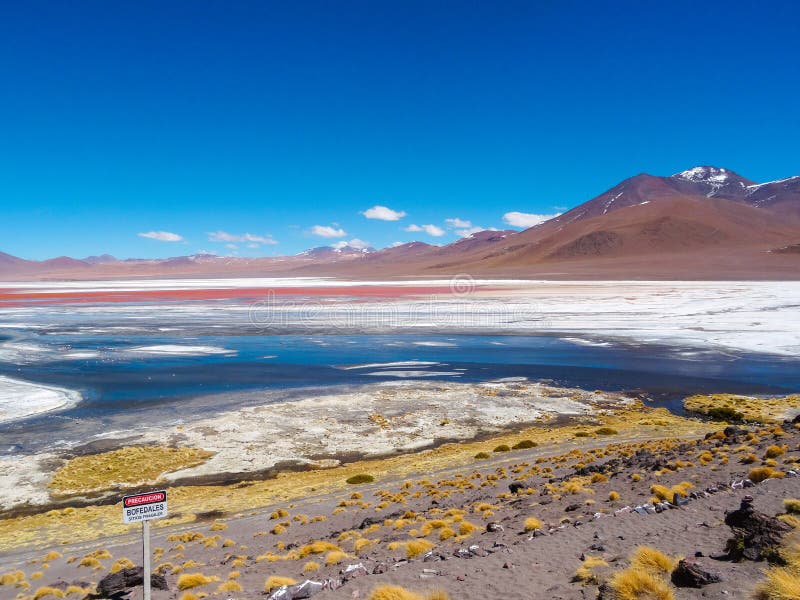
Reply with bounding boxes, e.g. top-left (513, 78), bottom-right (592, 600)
top-left (1, 332), bottom-right (799, 441)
